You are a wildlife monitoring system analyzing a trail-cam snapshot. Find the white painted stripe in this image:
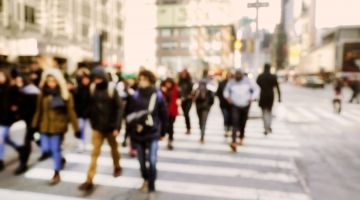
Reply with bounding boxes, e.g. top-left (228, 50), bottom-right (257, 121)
top-left (293, 107), bottom-right (319, 122)
top-left (25, 168), bottom-right (309, 200)
top-left (0, 188), bottom-right (90, 200)
top-left (64, 153), bottom-right (298, 183)
top-left (81, 144), bottom-right (295, 169)
top-left (312, 107), bottom-right (352, 126)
